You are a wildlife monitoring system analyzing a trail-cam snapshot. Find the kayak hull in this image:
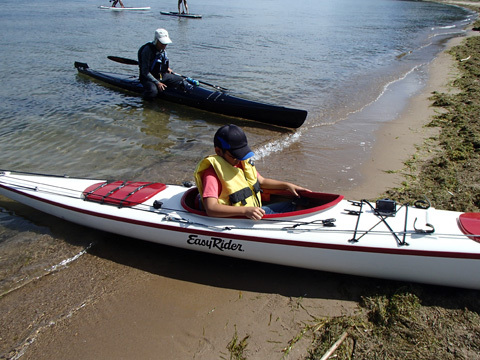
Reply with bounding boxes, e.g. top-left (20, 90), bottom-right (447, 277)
top-left (74, 61), bottom-right (307, 128)
top-left (1, 170), bottom-right (479, 289)
top-left (160, 11), bottom-right (202, 18)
